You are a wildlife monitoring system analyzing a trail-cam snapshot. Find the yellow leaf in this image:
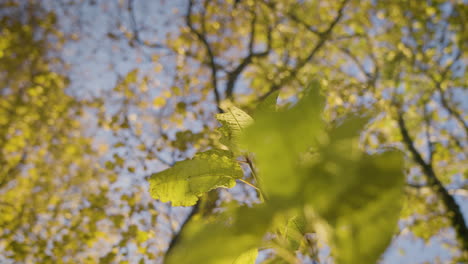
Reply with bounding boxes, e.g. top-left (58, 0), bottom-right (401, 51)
top-left (163, 90), bottom-right (171, 98)
top-left (154, 64), bottom-right (163, 73)
top-left (153, 97), bottom-right (166, 108)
